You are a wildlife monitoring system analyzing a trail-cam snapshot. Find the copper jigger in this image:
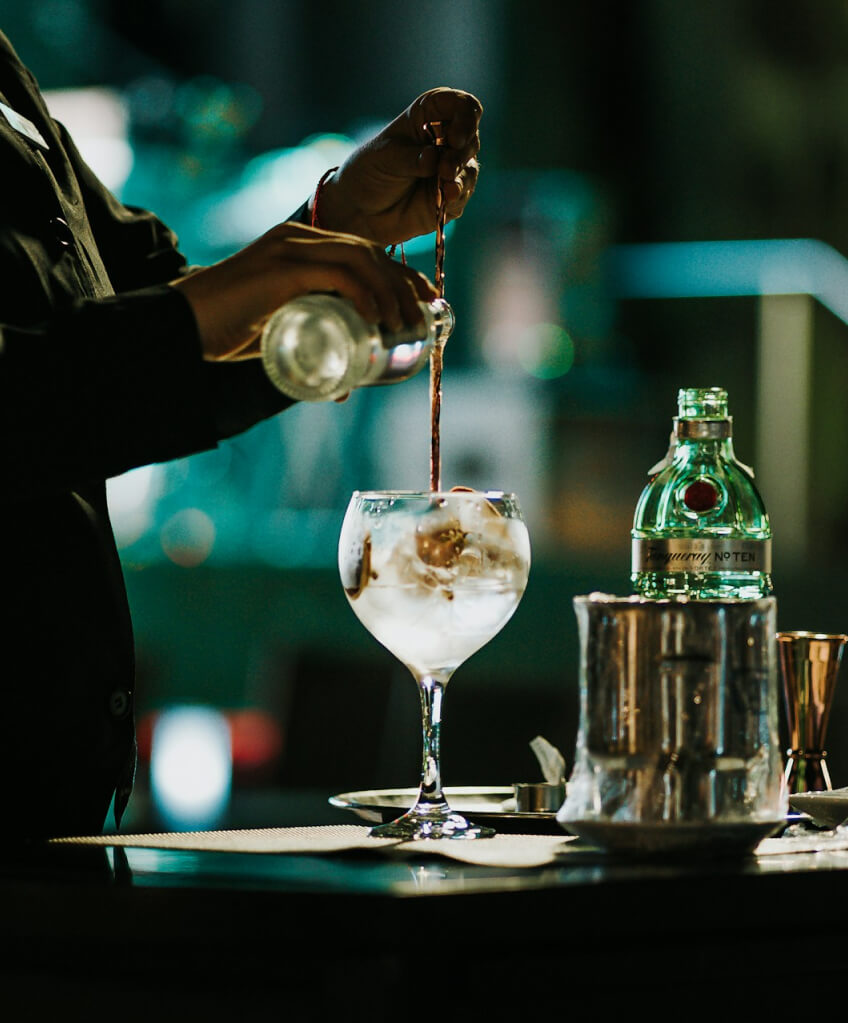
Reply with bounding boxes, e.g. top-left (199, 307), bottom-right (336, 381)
top-left (777, 631), bottom-right (848, 793)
